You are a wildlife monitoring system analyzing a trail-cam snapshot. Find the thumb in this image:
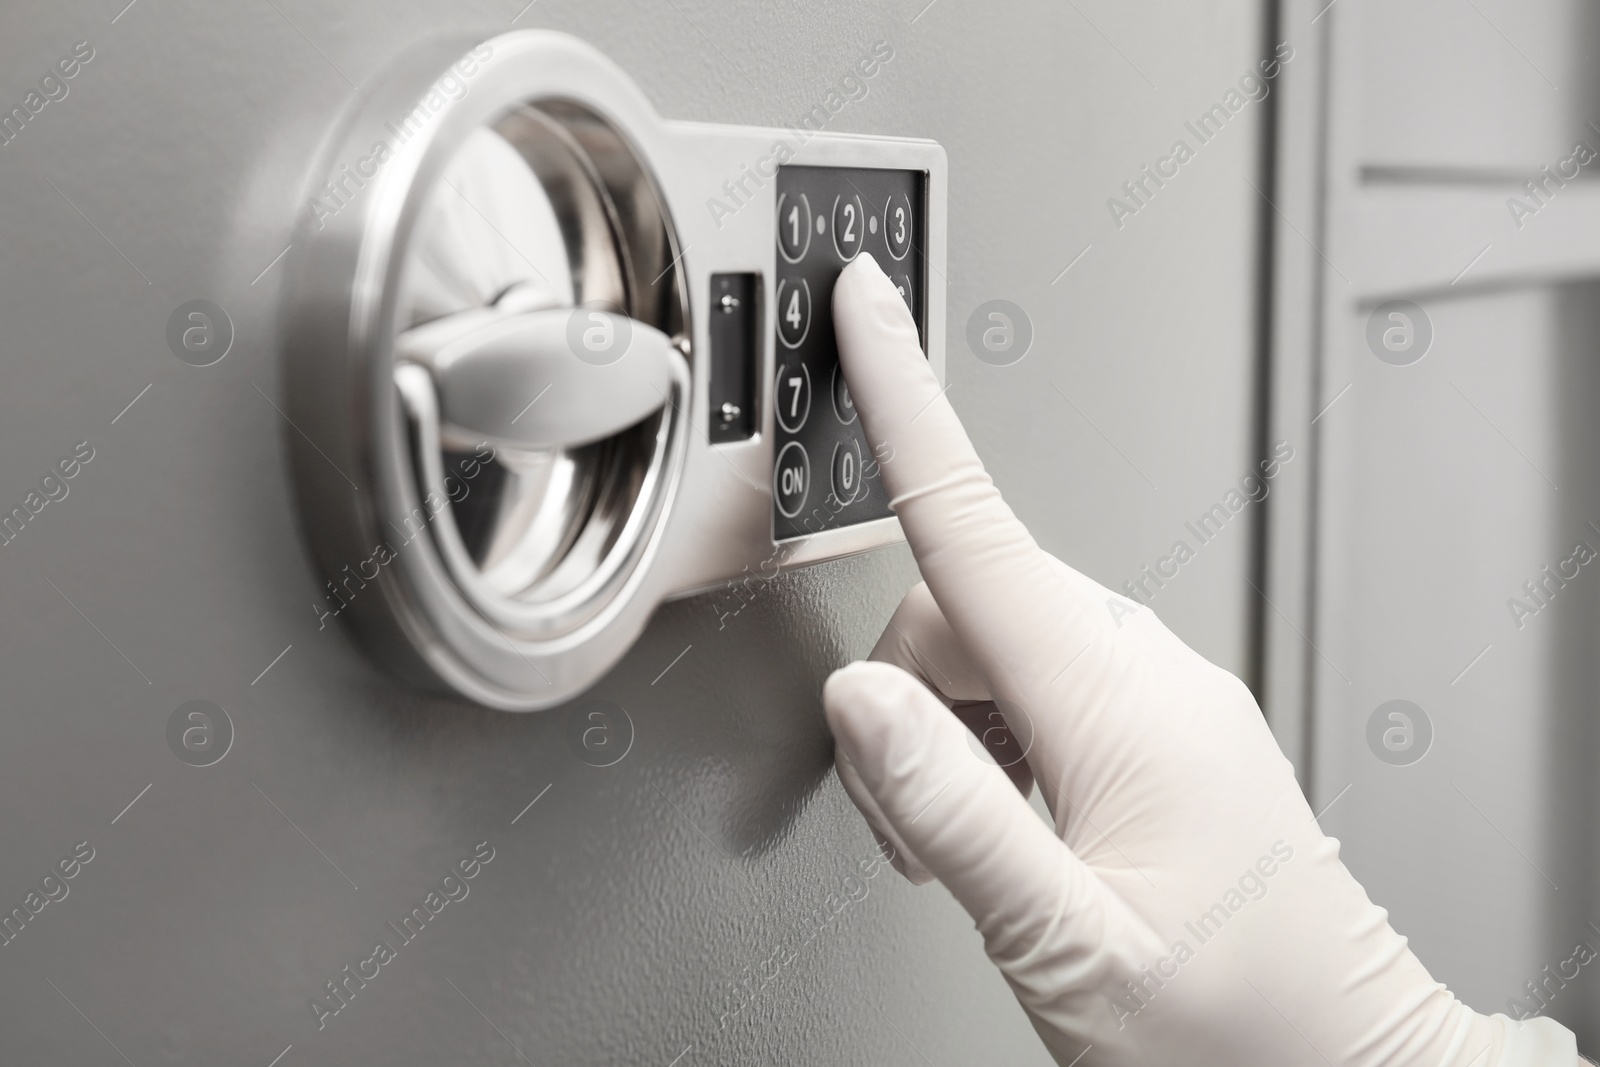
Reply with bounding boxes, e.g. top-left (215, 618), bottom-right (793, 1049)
top-left (824, 661), bottom-right (1111, 972)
